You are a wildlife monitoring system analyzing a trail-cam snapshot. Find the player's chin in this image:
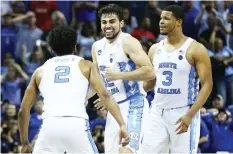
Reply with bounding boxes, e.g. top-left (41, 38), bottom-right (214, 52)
top-left (159, 31), bottom-right (168, 35)
top-left (105, 34), bottom-right (115, 39)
